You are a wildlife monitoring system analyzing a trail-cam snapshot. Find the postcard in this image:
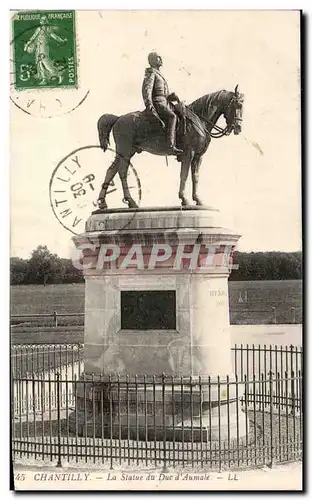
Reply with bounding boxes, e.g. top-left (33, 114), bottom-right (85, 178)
top-left (10, 10), bottom-right (302, 491)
